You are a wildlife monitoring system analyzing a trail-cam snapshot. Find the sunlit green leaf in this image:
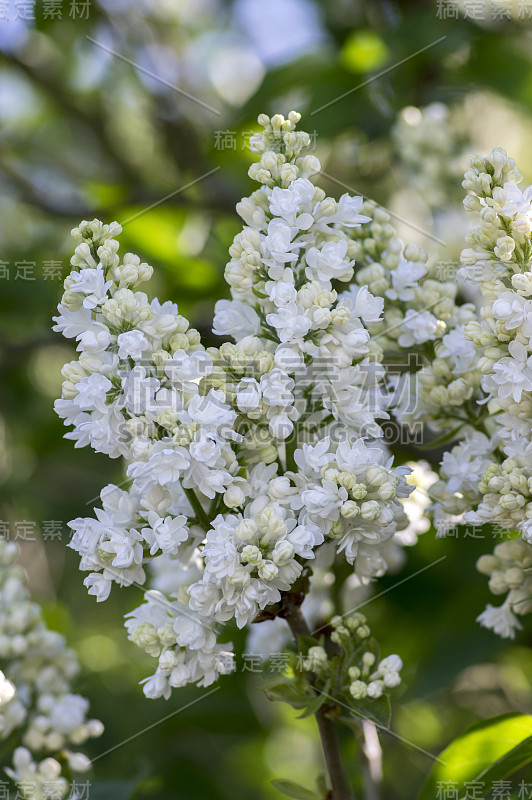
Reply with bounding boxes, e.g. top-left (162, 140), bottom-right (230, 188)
top-left (471, 736), bottom-right (532, 795)
top-left (418, 713), bottom-right (532, 800)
